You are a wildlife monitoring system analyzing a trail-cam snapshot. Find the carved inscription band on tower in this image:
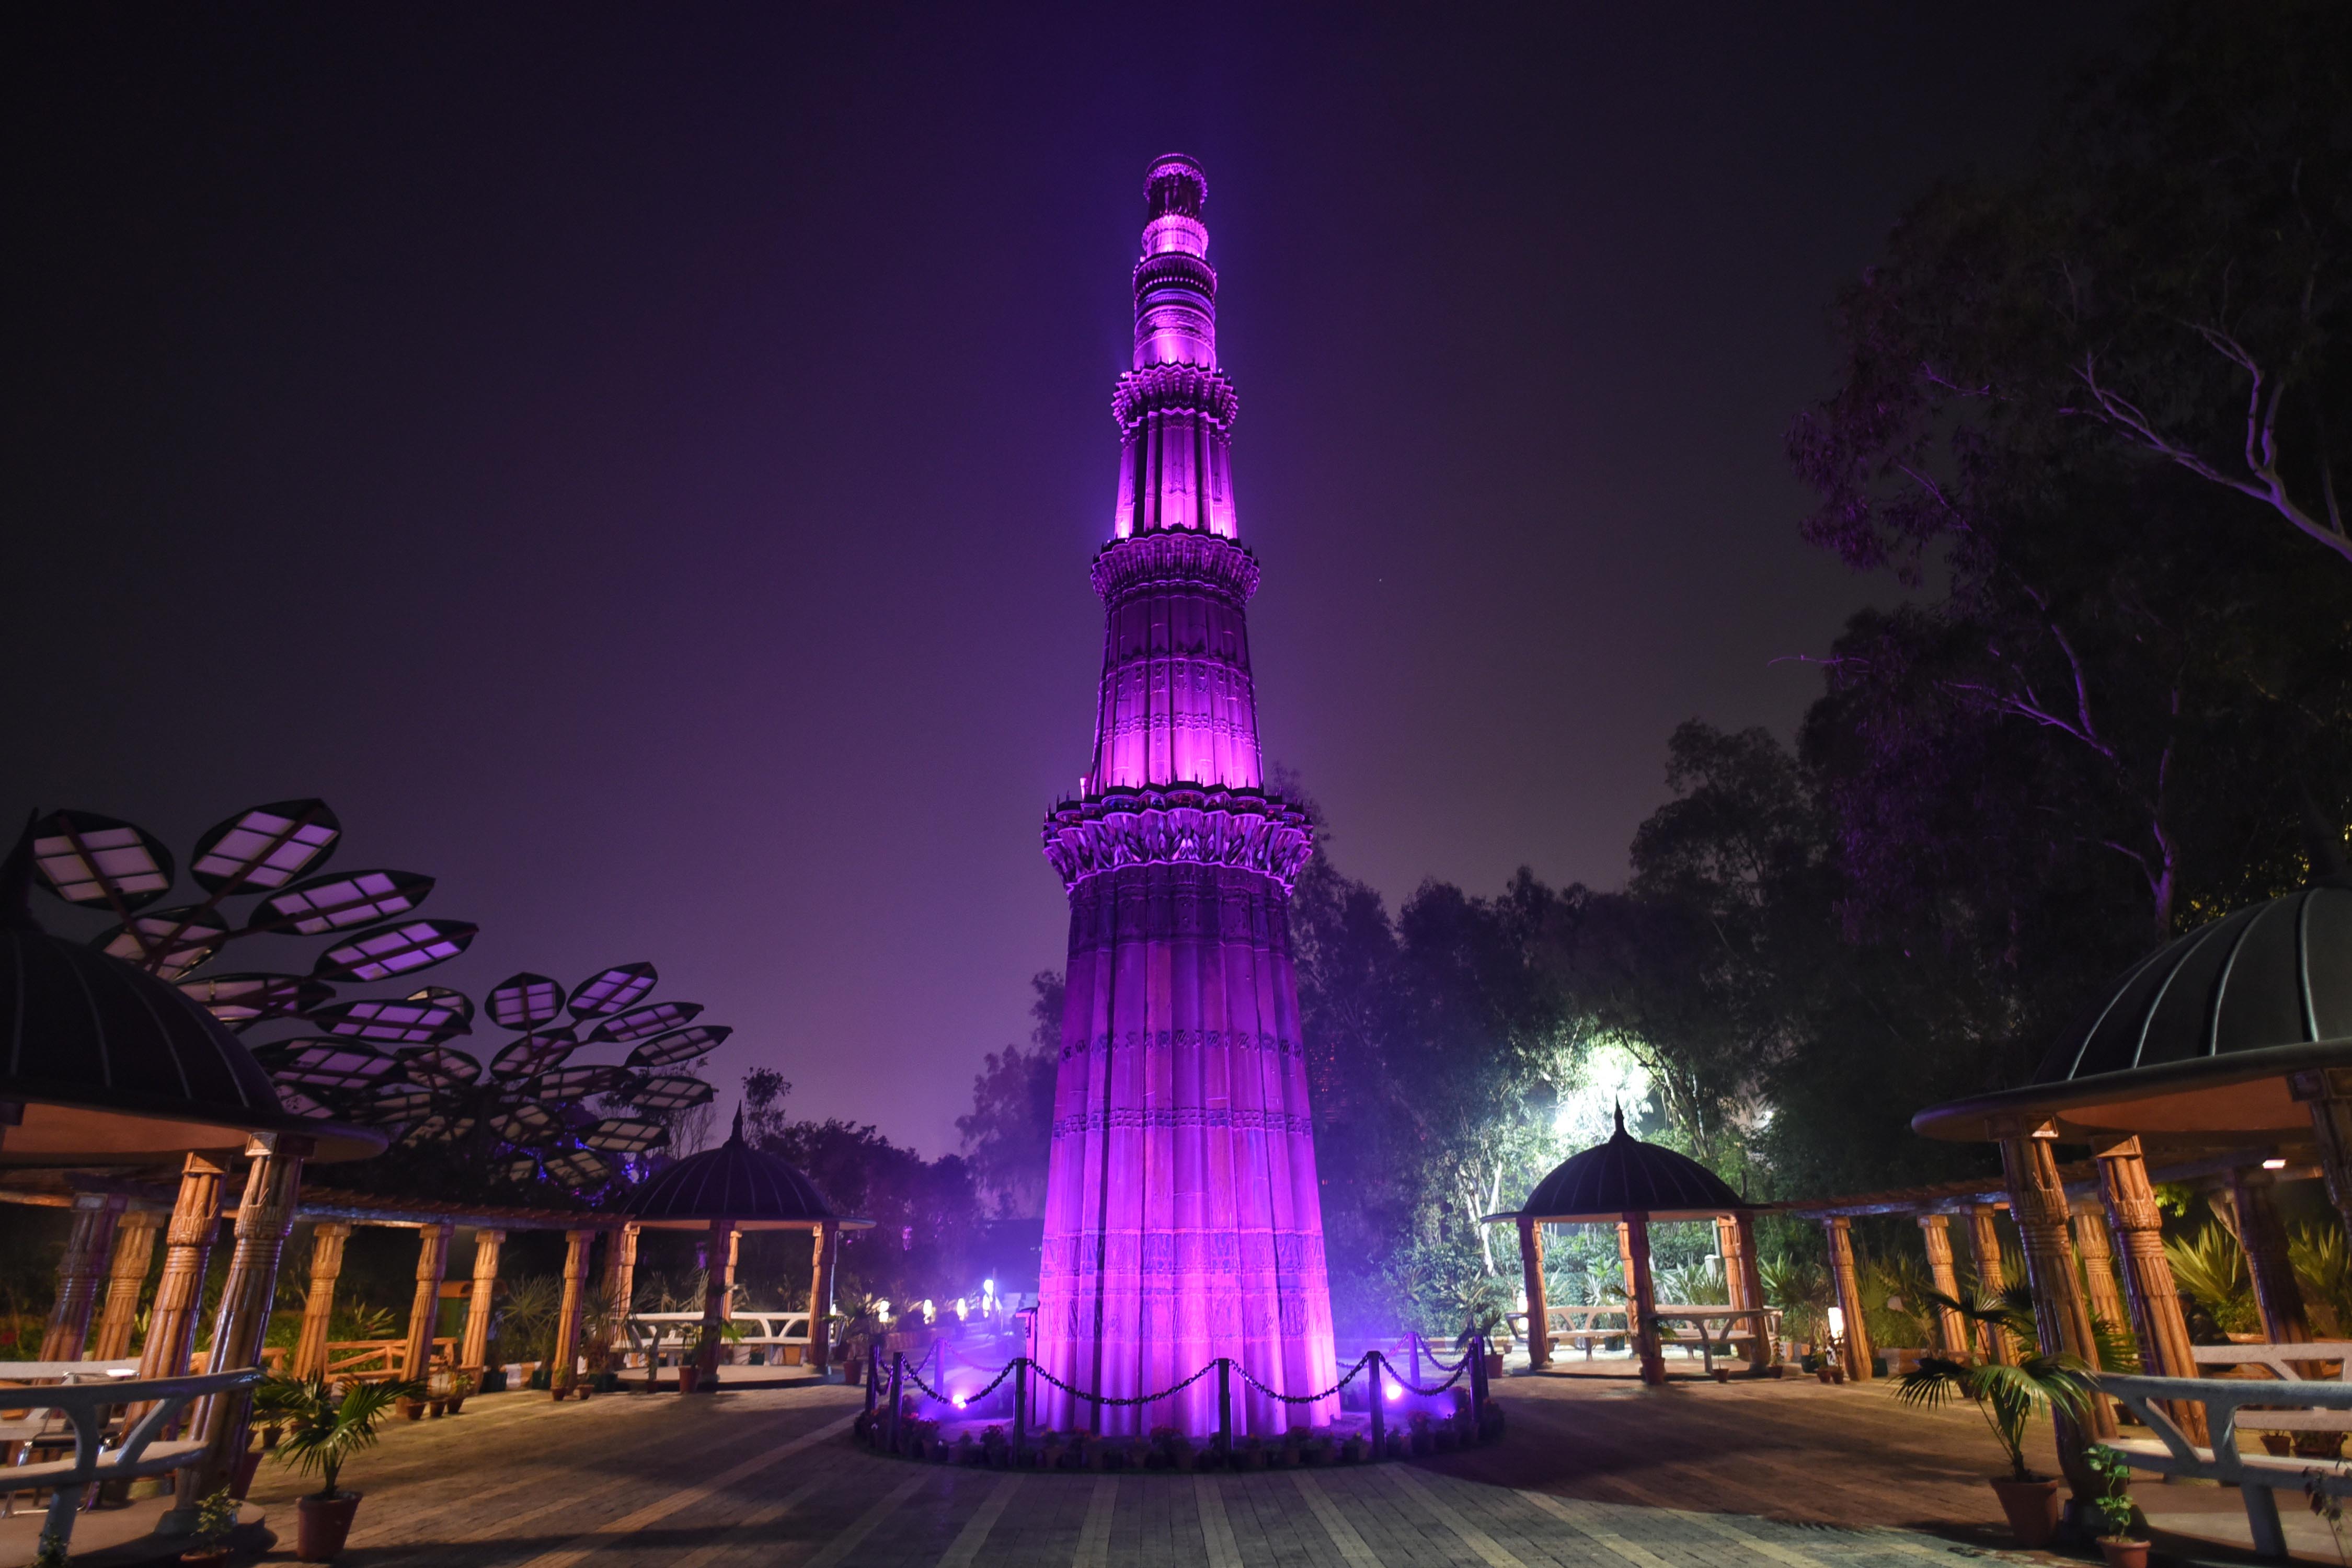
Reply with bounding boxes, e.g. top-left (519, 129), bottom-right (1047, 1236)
top-left (1034, 155), bottom-right (1338, 1436)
